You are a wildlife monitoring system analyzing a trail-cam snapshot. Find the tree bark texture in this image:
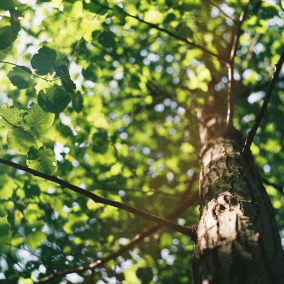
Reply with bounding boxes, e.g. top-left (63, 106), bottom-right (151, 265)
top-left (193, 98), bottom-right (284, 284)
